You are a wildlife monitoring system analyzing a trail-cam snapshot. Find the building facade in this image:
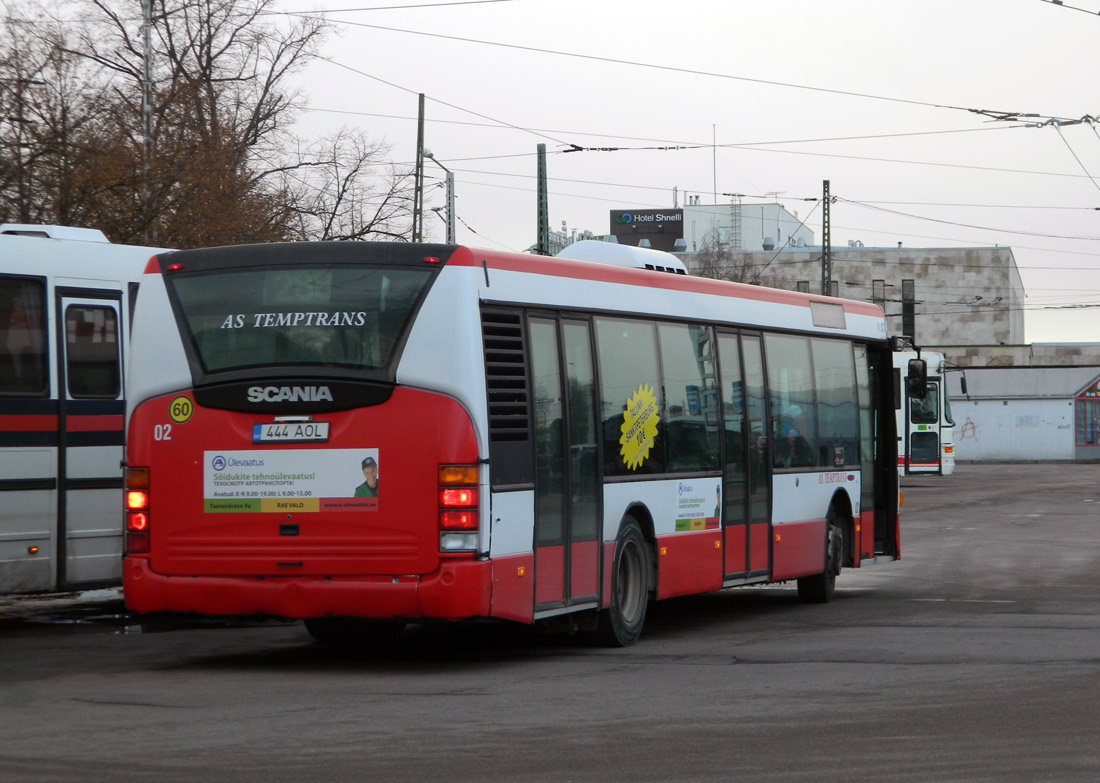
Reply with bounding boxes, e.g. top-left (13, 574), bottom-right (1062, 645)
top-left (678, 244), bottom-right (1026, 349)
